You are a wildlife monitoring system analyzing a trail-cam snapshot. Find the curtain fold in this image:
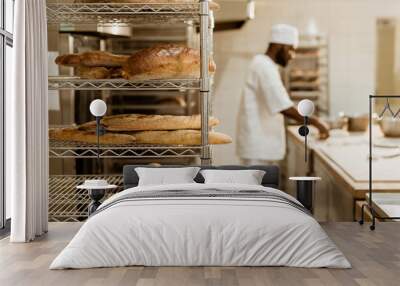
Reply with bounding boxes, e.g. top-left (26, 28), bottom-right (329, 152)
top-left (9, 0), bottom-right (49, 242)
